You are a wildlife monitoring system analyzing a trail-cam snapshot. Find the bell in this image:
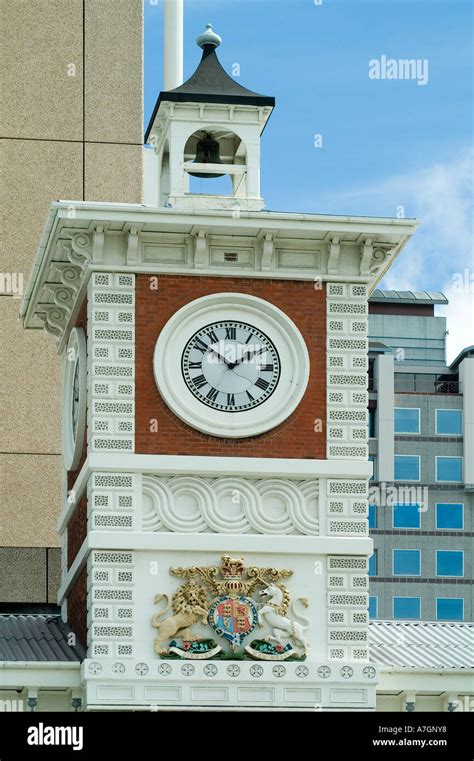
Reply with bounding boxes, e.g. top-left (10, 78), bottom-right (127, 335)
top-left (189, 132), bottom-right (225, 178)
